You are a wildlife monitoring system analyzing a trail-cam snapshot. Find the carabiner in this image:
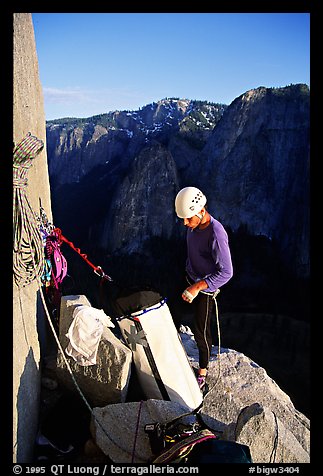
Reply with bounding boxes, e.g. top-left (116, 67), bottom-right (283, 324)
top-left (94, 266), bottom-right (113, 281)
